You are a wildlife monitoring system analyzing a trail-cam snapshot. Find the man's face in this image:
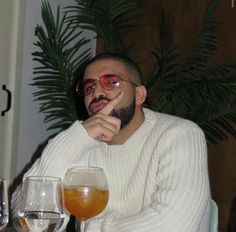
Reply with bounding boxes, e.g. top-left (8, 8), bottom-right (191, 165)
top-left (83, 59), bottom-right (137, 128)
